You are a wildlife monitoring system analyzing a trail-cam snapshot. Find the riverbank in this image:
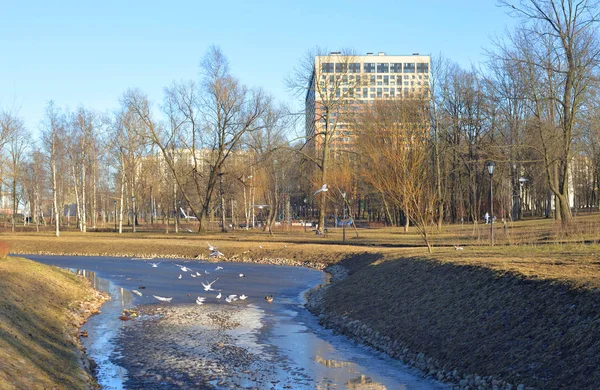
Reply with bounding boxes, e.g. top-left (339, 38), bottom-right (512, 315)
top-left (0, 255), bottom-right (109, 389)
